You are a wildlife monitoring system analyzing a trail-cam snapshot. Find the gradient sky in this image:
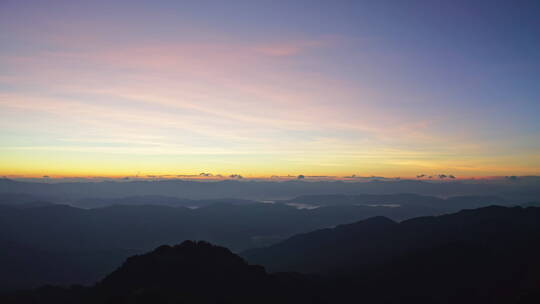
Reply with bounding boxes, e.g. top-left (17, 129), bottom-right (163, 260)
top-left (1, 0), bottom-right (539, 178)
